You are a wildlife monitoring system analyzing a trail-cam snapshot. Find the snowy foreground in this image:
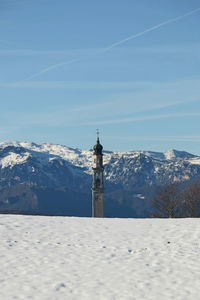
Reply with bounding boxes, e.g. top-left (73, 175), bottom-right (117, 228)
top-left (1, 216), bottom-right (200, 300)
